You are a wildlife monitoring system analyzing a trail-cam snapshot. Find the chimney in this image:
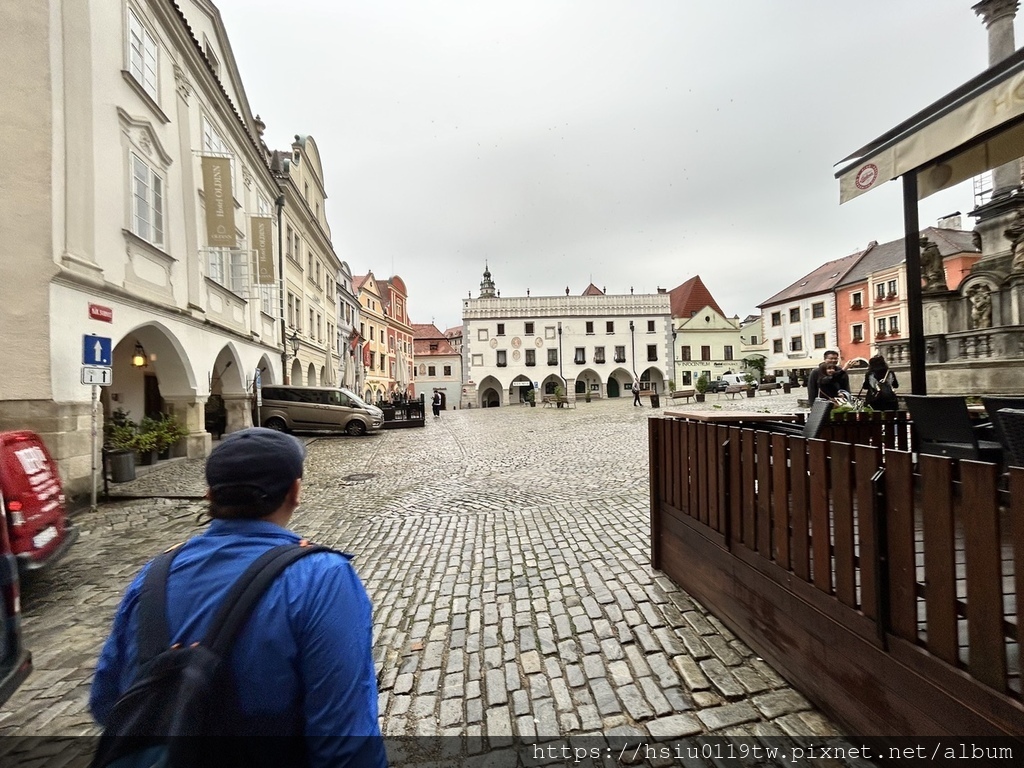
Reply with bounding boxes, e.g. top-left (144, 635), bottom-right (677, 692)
top-left (937, 212), bottom-right (962, 230)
